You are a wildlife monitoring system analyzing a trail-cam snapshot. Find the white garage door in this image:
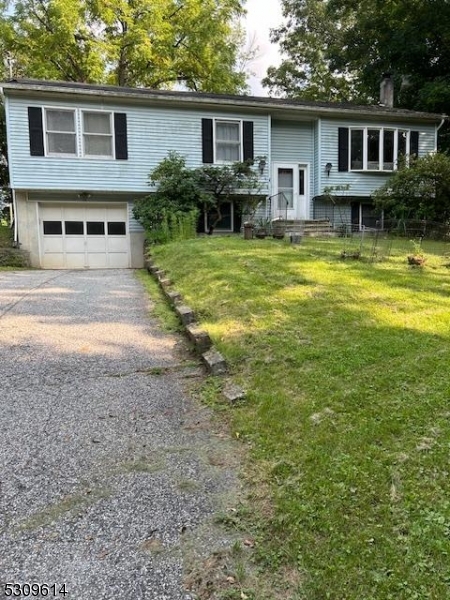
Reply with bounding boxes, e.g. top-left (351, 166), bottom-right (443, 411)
top-left (40, 203), bottom-right (130, 269)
